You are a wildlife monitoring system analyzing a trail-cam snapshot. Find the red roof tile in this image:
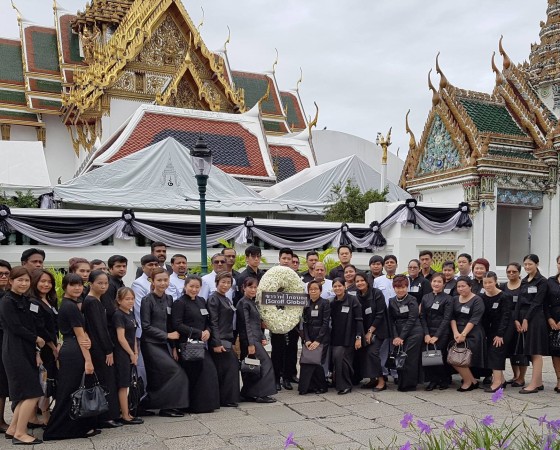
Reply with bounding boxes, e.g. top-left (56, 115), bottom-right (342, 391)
top-left (269, 144), bottom-right (310, 181)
